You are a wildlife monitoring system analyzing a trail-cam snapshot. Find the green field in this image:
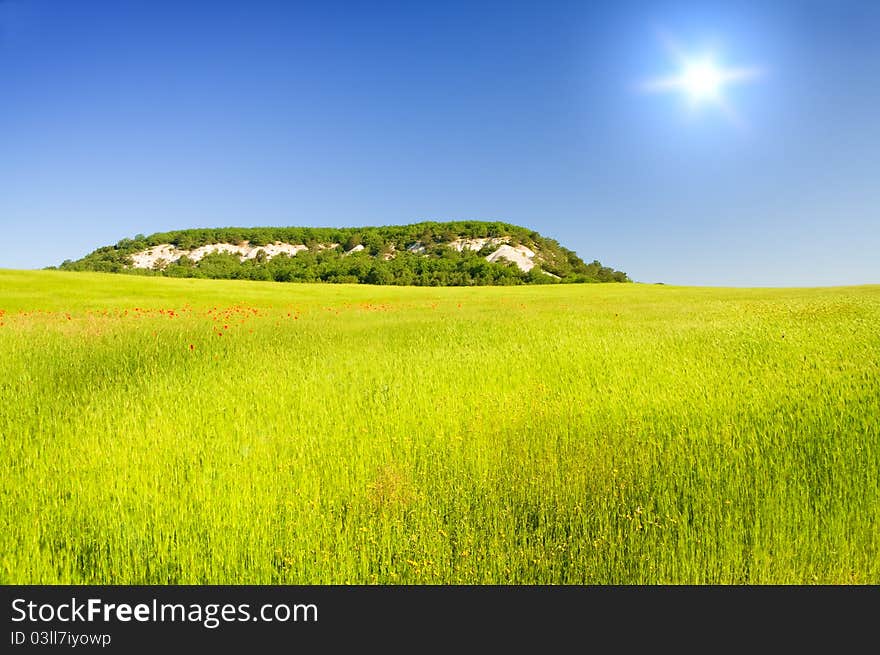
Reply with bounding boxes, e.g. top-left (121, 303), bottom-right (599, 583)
top-left (1, 269), bottom-right (878, 584)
